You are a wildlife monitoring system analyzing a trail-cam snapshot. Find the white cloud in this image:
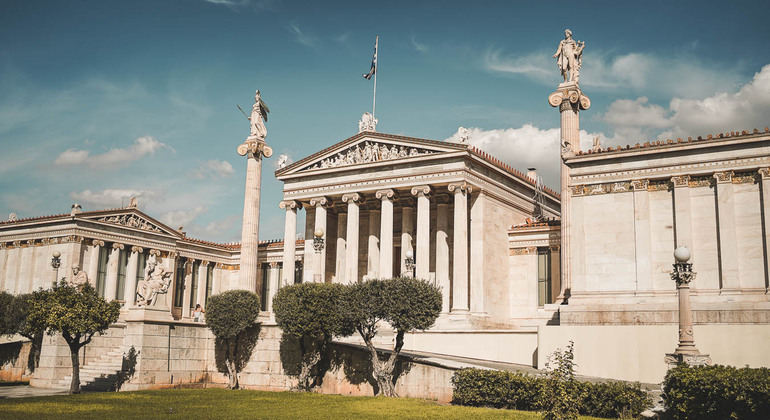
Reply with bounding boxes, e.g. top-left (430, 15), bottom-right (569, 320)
top-left (411, 35), bottom-right (428, 53)
top-left (70, 188), bottom-right (163, 210)
top-left (602, 64), bottom-right (770, 142)
top-left (54, 136), bottom-right (173, 170)
top-left (483, 49), bottom-right (551, 82)
top-left (444, 125), bottom-right (604, 190)
top-left (190, 159), bottom-right (235, 179)
top-left (161, 206), bottom-right (208, 229)
top-left (287, 23), bottom-right (316, 47)
top-left (202, 215), bottom-right (240, 237)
